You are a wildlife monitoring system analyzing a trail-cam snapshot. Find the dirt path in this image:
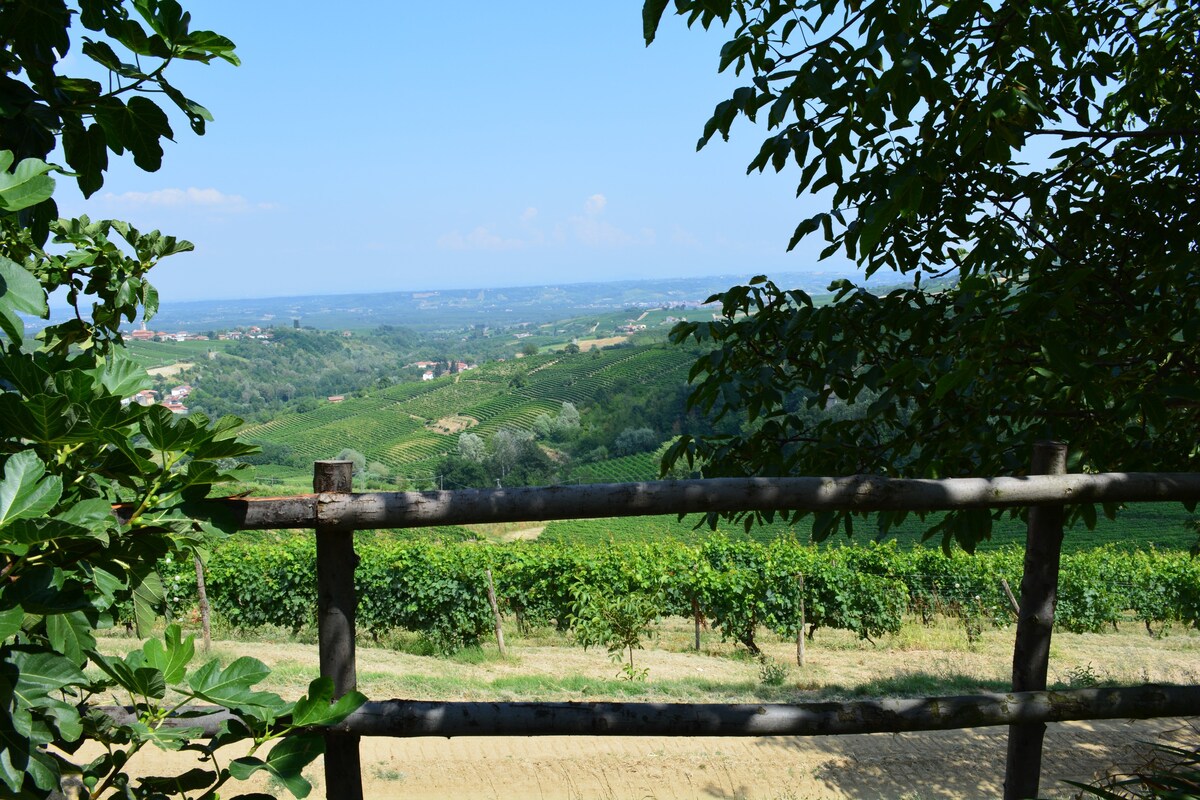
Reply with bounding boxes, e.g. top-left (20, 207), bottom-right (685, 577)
top-left (87, 624), bottom-right (1200, 798)
top-left (119, 717), bottom-right (1186, 799)
top-left (344, 718), bottom-right (1192, 799)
